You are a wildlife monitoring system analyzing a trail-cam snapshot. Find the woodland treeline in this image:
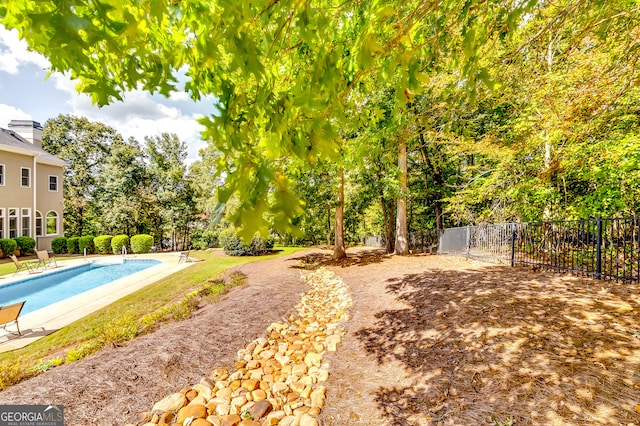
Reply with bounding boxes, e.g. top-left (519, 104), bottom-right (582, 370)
top-left (8, 1), bottom-right (639, 257)
top-left (42, 115), bottom-right (196, 251)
